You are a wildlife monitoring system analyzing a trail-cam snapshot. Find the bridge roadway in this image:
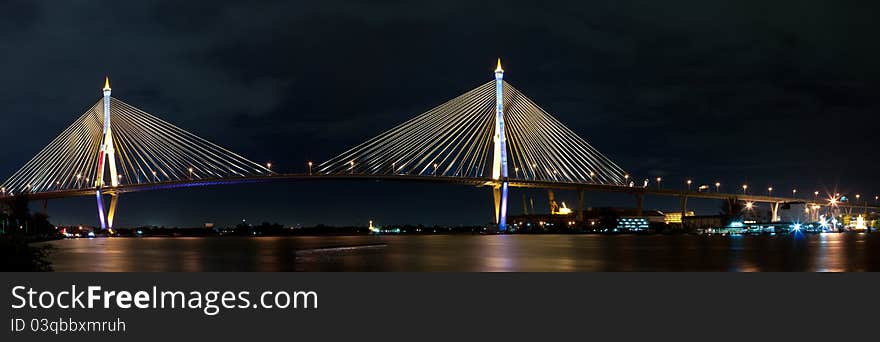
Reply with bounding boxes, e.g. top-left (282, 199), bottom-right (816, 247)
top-left (2, 173), bottom-right (876, 210)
